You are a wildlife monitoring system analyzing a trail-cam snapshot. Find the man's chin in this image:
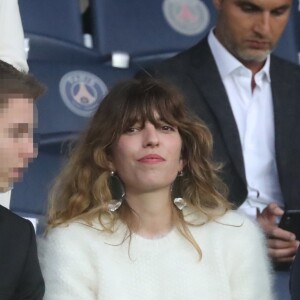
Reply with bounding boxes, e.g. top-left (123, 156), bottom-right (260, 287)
top-left (238, 49), bottom-right (271, 63)
top-left (0, 185), bottom-right (12, 193)
top-left (0, 176), bottom-right (14, 193)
